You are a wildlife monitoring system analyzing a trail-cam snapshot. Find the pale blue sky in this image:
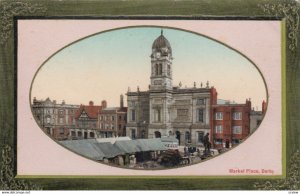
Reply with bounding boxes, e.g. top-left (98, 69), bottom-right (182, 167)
top-left (32, 27), bottom-right (266, 110)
